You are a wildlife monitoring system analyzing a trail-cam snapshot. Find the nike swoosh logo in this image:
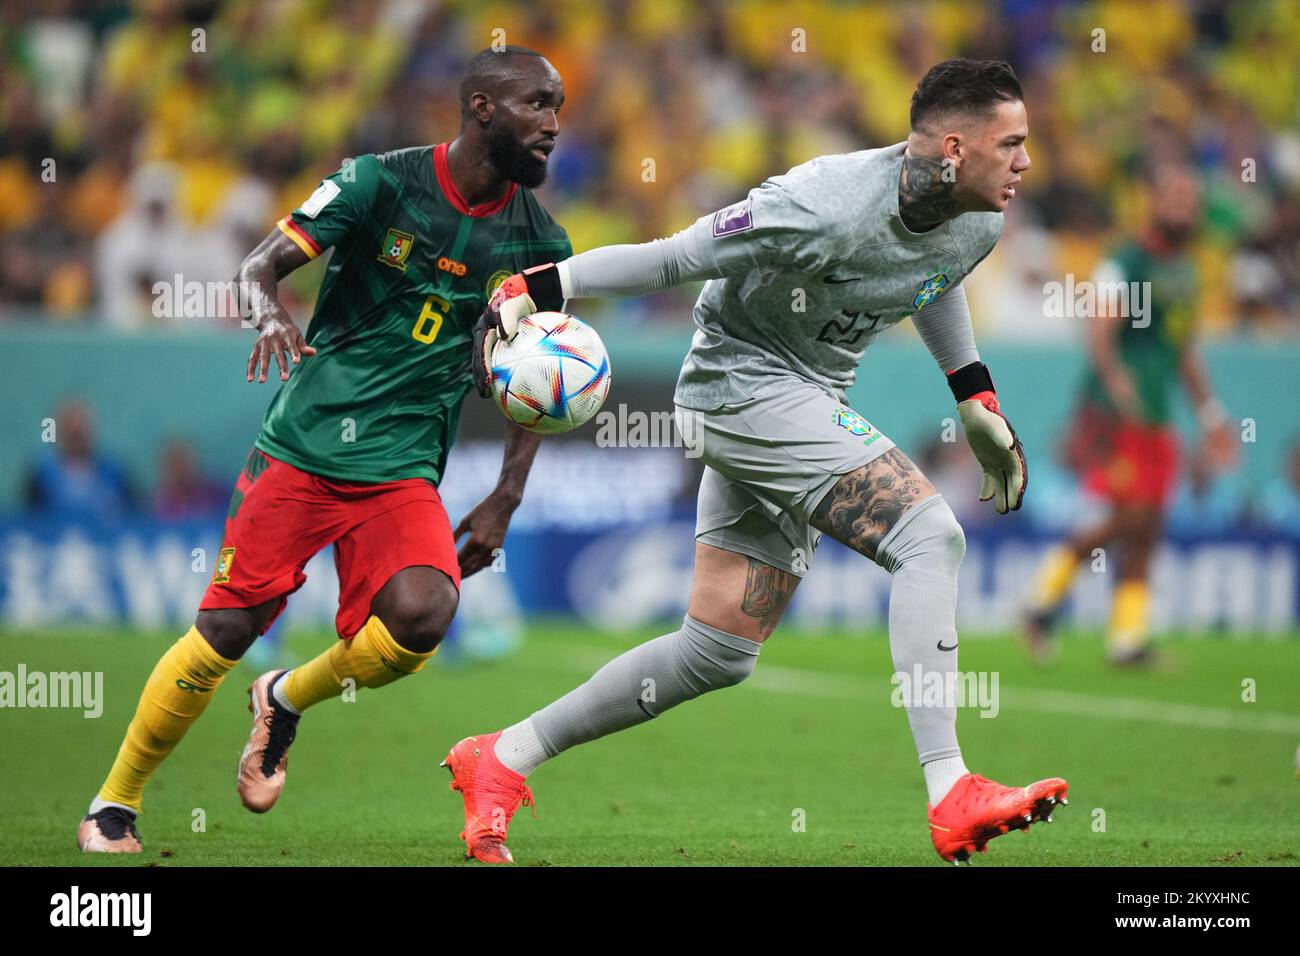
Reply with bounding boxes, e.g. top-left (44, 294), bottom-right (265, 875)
top-left (937, 641), bottom-right (958, 652)
top-left (823, 275), bottom-right (862, 284)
